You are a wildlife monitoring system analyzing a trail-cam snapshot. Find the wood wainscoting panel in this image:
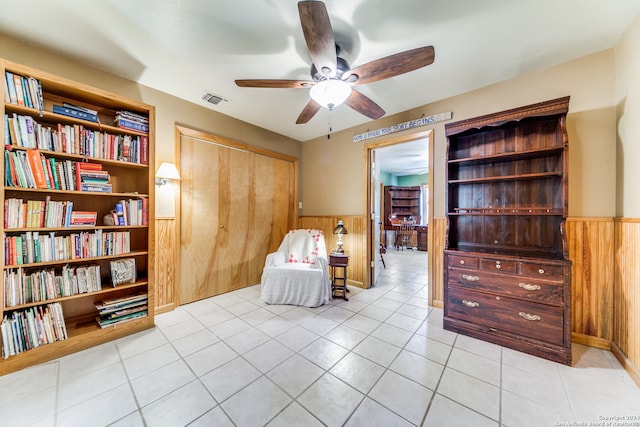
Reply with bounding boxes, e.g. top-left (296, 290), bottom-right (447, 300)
top-left (431, 218), bottom-right (446, 308)
top-left (613, 219), bottom-right (640, 378)
top-left (567, 218), bottom-right (615, 344)
top-left (155, 218), bottom-right (177, 313)
top-left (298, 216), bottom-right (367, 288)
